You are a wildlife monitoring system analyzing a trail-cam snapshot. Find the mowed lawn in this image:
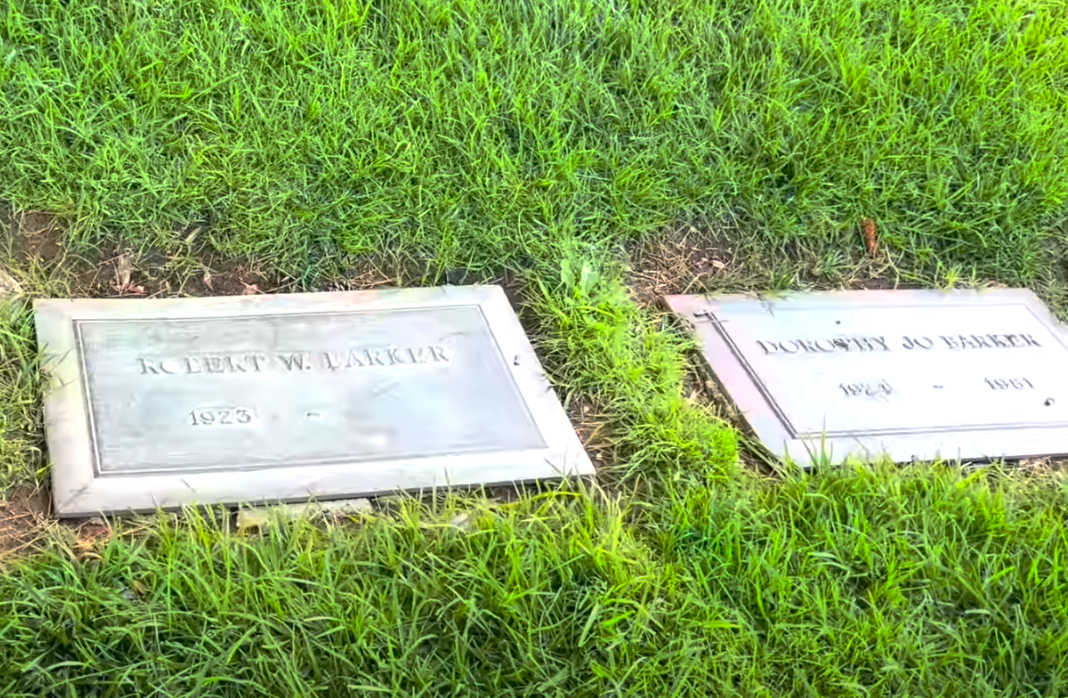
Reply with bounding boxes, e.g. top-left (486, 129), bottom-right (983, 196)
top-left (2, 0), bottom-right (1068, 696)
